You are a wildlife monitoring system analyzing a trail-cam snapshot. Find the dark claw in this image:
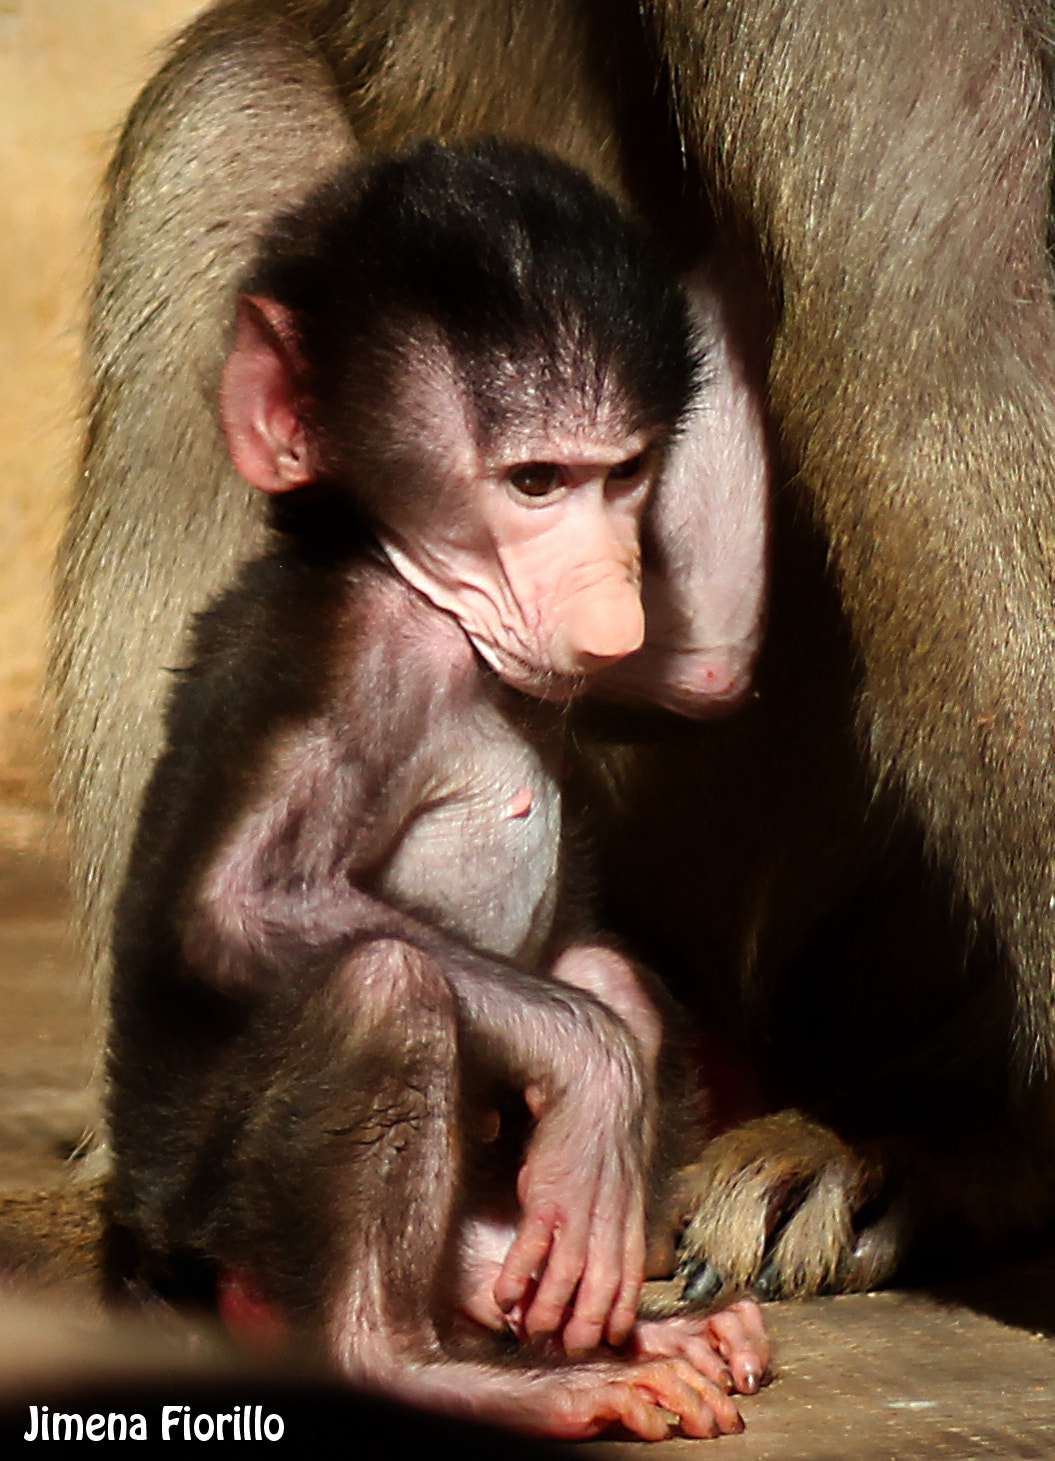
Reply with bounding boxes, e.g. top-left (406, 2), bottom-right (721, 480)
top-left (682, 1259), bottom-right (724, 1306)
top-left (753, 1256), bottom-right (782, 1301)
